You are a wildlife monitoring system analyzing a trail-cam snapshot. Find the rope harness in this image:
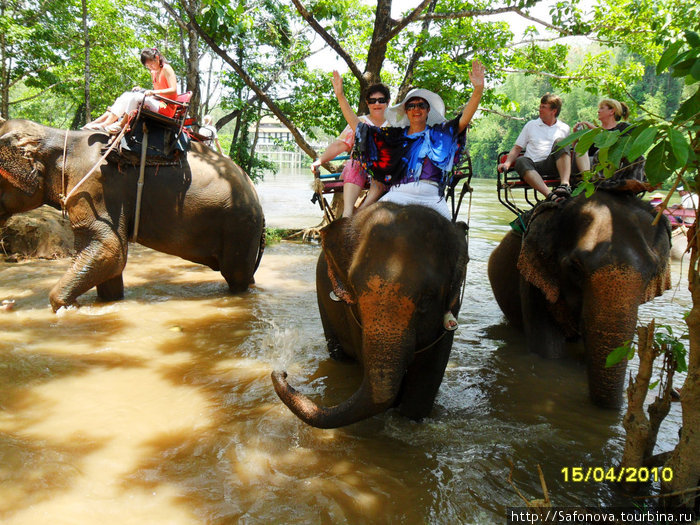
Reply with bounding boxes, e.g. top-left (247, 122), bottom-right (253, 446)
top-left (60, 124), bottom-right (129, 209)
